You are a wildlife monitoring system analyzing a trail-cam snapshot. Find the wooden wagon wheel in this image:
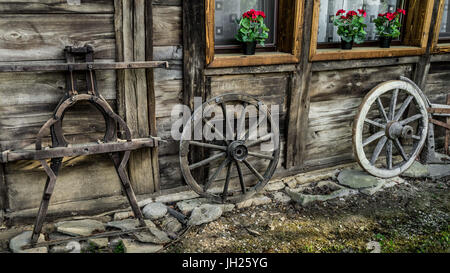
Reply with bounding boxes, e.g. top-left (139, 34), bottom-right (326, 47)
top-left (180, 94), bottom-right (280, 203)
top-left (353, 80), bottom-right (429, 178)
